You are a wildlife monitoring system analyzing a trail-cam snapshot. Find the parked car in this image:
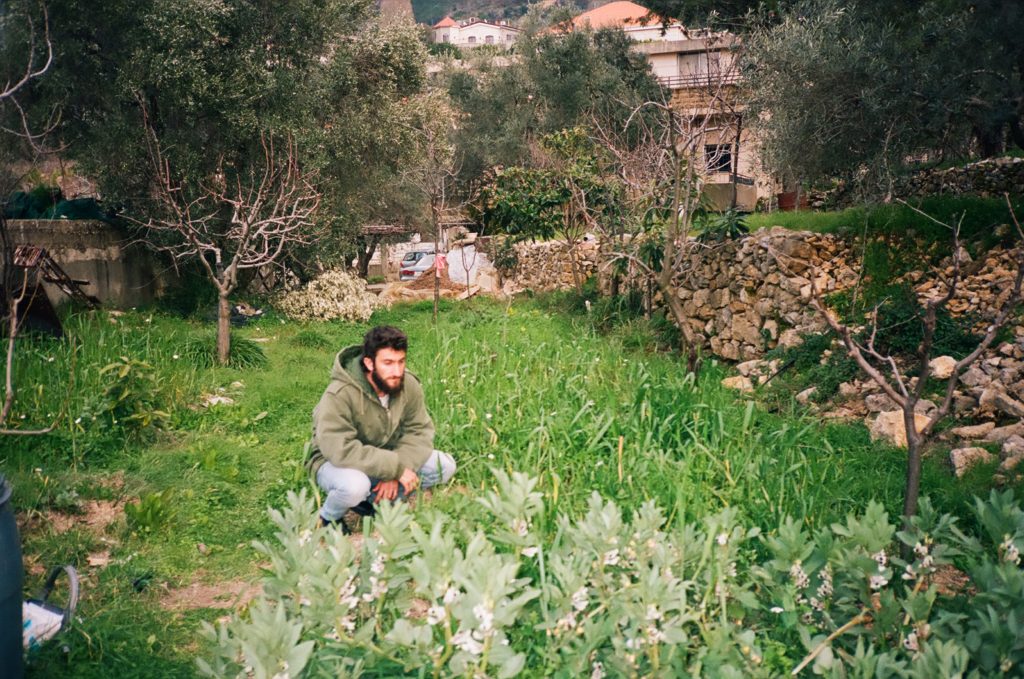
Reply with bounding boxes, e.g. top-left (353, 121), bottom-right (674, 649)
top-left (400, 247), bottom-right (434, 267)
top-left (399, 253), bottom-right (436, 281)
